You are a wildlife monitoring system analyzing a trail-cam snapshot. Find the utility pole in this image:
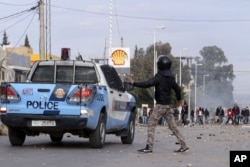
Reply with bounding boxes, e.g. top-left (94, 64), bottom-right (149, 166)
top-left (120, 37), bottom-right (123, 47)
top-left (0, 58), bottom-right (5, 84)
top-left (39, 0), bottom-right (45, 60)
top-left (108, 0), bottom-right (113, 65)
top-left (45, 0), bottom-right (51, 59)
